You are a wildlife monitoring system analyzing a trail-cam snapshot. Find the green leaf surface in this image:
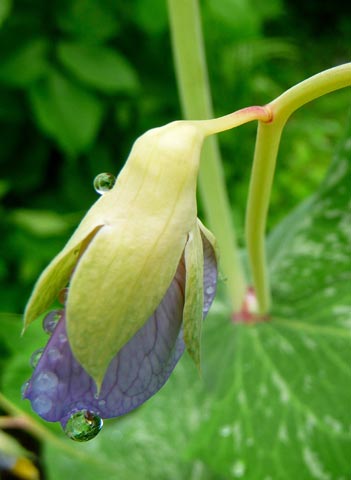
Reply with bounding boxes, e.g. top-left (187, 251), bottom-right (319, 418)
top-left (0, 0), bottom-right (11, 27)
top-left (189, 123), bottom-right (351, 478)
top-left (133, 0), bottom-right (168, 35)
top-left (57, 0), bottom-right (120, 41)
top-left (57, 42), bottom-right (139, 93)
top-left (28, 69), bottom-right (104, 155)
top-left (0, 39), bottom-right (48, 87)
top-left (10, 209), bottom-right (75, 237)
